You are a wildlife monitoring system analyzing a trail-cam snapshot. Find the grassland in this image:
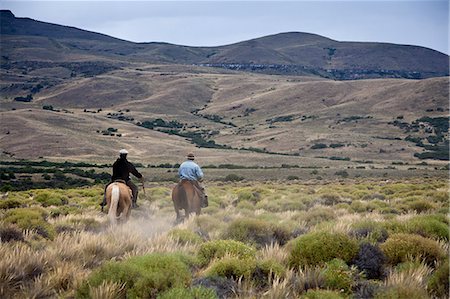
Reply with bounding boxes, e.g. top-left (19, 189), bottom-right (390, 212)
top-left (1, 177), bottom-right (448, 298)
